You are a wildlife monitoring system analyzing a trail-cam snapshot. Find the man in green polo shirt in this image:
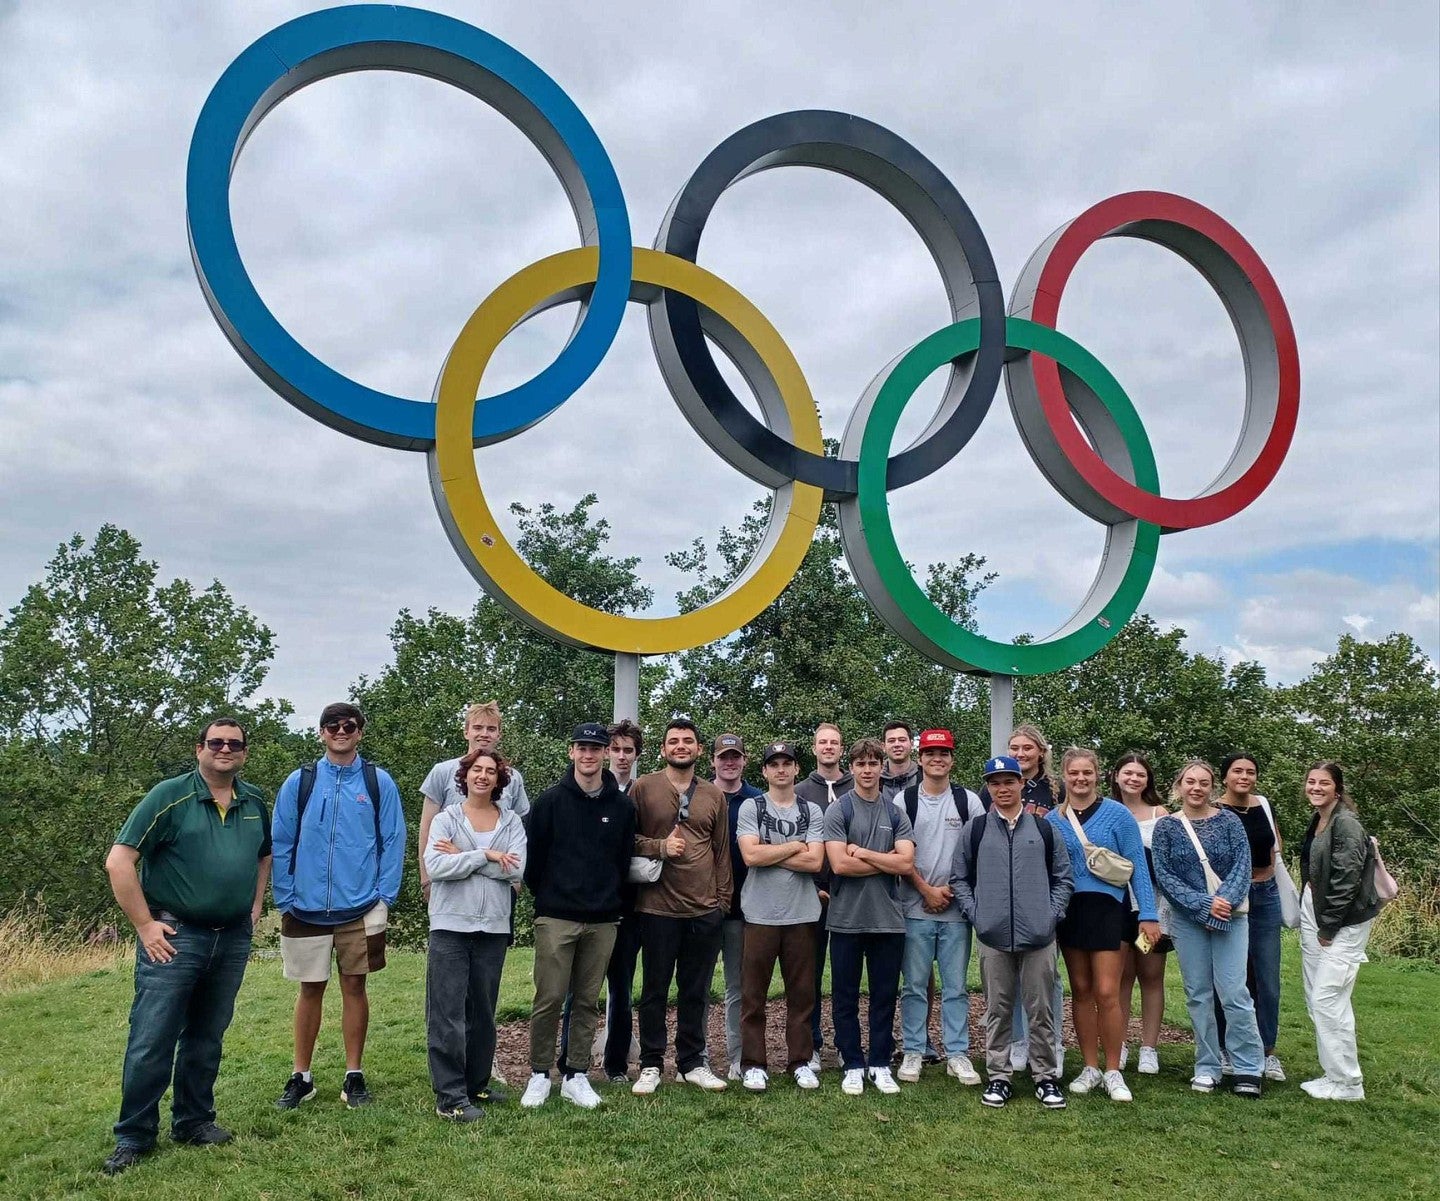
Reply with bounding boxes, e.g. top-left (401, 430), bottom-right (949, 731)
top-left (101, 717), bottom-right (271, 1176)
